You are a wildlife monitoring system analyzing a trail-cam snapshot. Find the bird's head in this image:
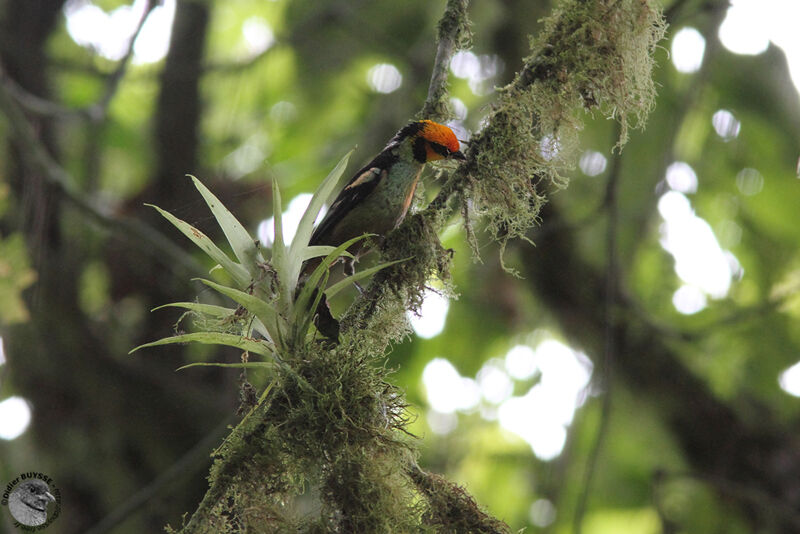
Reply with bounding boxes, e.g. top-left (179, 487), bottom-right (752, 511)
top-left (393, 119), bottom-right (466, 163)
